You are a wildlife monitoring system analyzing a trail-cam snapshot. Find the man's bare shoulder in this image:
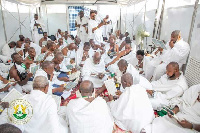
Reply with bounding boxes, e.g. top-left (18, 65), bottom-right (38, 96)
top-left (9, 66), bottom-right (17, 75)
